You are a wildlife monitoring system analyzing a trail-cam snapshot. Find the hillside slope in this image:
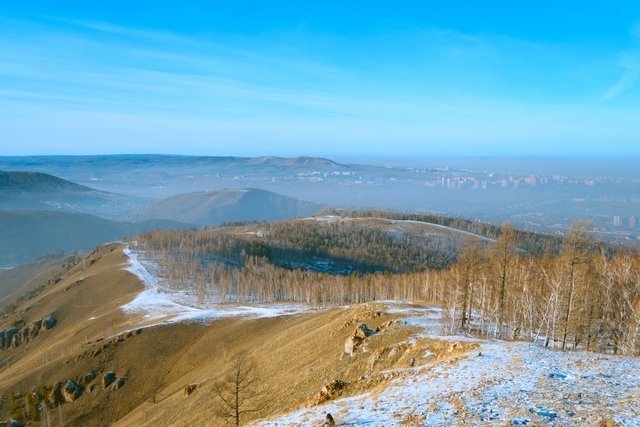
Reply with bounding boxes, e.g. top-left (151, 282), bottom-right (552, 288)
top-left (0, 244), bottom-right (637, 426)
top-left (0, 253), bottom-right (71, 306)
top-left (140, 188), bottom-right (321, 225)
